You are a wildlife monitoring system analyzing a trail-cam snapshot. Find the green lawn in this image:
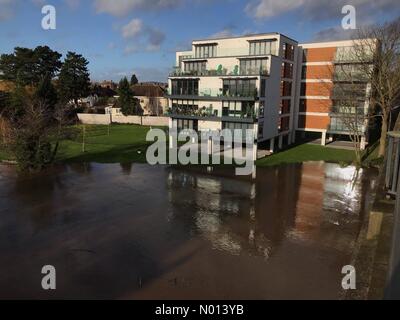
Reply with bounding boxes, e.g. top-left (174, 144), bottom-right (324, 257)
top-left (57, 124), bottom-right (166, 163)
top-left (256, 143), bottom-right (355, 167)
top-left (2, 125), bottom-right (376, 167)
